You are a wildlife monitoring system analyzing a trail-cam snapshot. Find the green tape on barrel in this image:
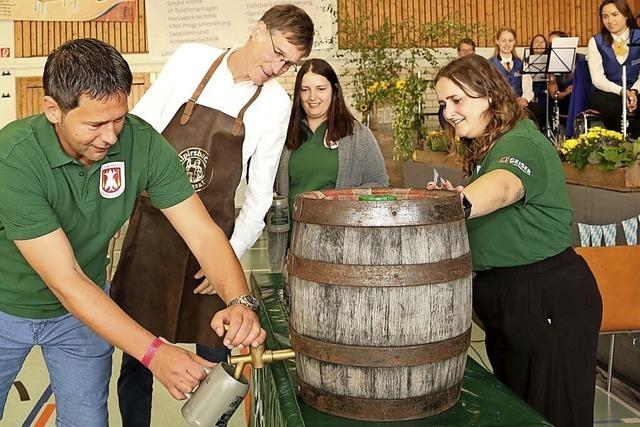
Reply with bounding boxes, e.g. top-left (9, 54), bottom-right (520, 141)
top-left (358, 194), bottom-right (397, 201)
